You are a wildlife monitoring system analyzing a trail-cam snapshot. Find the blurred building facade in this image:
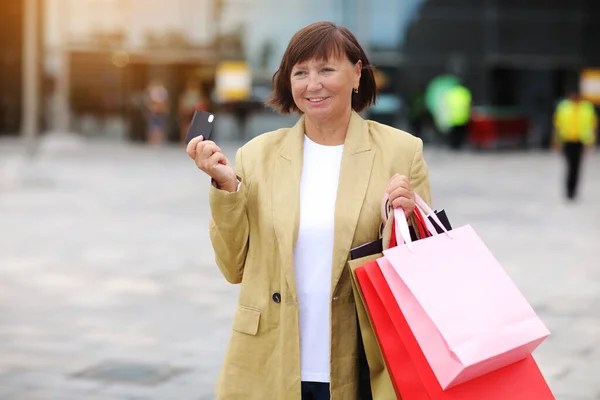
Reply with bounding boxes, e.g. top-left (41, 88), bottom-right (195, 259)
top-left (43, 0), bottom-right (222, 142)
top-left (395, 0), bottom-right (600, 147)
top-left (2, 0), bottom-right (598, 146)
top-left (243, 0), bottom-right (600, 147)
